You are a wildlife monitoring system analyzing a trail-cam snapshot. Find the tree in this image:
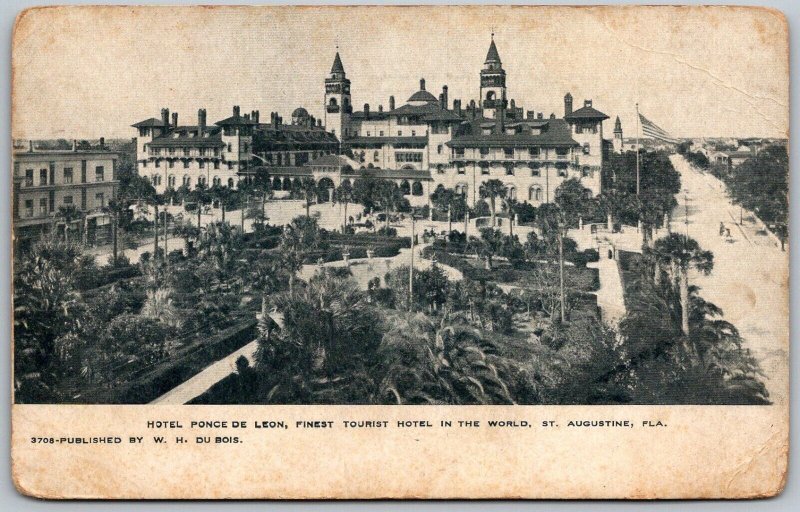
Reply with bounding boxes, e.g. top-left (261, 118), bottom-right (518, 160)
top-left (334, 181), bottom-right (354, 233)
top-left (188, 183), bottom-right (211, 229)
top-left (250, 166), bottom-right (272, 221)
top-left (299, 177), bottom-right (317, 218)
top-left (279, 215), bottom-right (321, 296)
top-left (352, 173), bottom-right (380, 214)
top-left (57, 205), bottom-right (82, 243)
top-left (375, 180), bottom-right (404, 234)
top-left (652, 234), bottom-right (714, 337)
top-left (470, 228), bottom-right (504, 270)
top-left (430, 187), bottom-right (468, 224)
top-left (554, 178), bottom-right (591, 228)
top-left (209, 184), bottom-right (233, 224)
top-left (480, 179), bottom-right (507, 228)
